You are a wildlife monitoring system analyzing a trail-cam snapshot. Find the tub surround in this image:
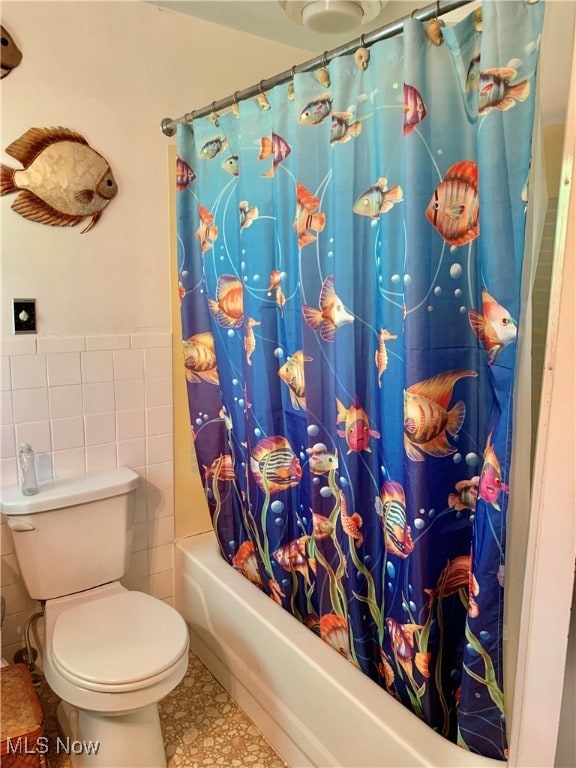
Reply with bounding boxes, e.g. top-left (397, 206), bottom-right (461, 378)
top-left (0, 332), bottom-right (178, 663)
